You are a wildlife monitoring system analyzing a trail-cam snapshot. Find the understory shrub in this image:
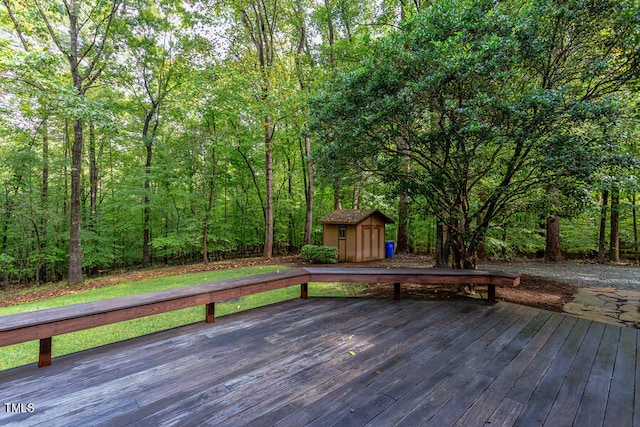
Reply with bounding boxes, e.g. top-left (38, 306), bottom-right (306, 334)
top-left (300, 245), bottom-right (338, 264)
